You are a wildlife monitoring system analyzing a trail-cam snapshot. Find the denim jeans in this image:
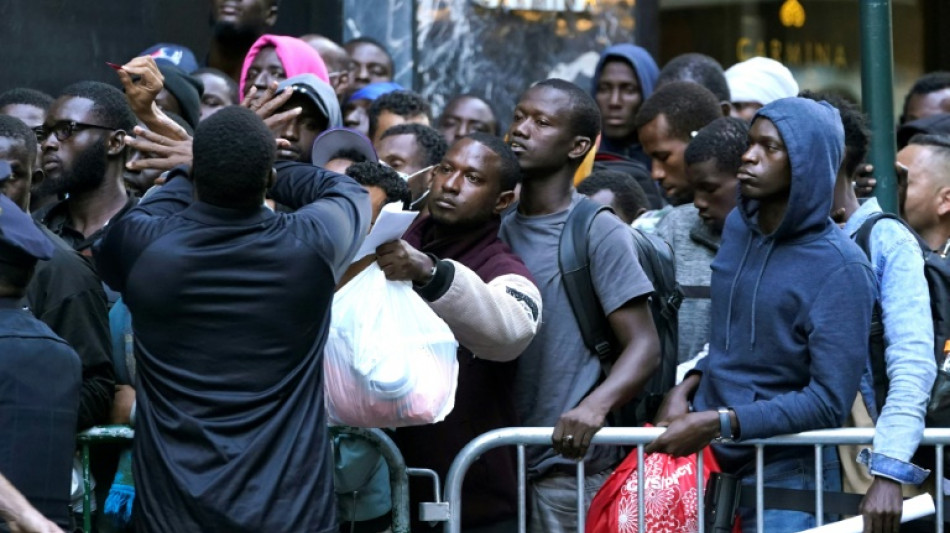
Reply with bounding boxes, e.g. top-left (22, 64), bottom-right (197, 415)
top-left (528, 468), bottom-right (612, 533)
top-left (738, 447), bottom-right (841, 533)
